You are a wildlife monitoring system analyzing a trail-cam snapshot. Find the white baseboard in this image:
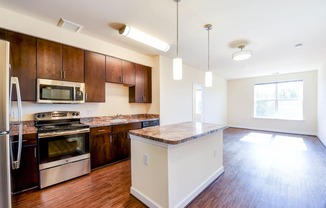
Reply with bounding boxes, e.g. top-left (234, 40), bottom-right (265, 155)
top-left (229, 125), bottom-right (316, 136)
top-left (130, 166), bottom-right (225, 208)
top-left (130, 187), bottom-right (161, 208)
top-left (175, 166), bottom-right (225, 208)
